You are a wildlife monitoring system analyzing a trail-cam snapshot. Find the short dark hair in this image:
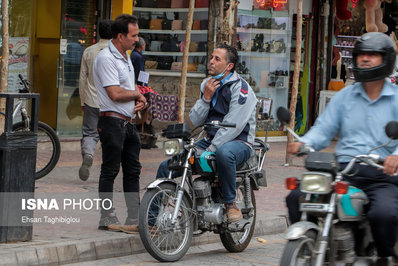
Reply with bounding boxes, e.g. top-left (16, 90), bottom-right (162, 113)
top-left (111, 14), bottom-right (138, 39)
top-left (136, 37), bottom-right (146, 49)
top-left (215, 43), bottom-right (238, 71)
top-left (98, 19), bottom-right (113, 40)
